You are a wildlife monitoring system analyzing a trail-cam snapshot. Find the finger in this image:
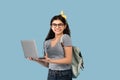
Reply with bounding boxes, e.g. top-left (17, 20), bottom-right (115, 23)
top-left (45, 53), bottom-right (48, 57)
top-left (27, 57), bottom-right (32, 60)
top-left (34, 58), bottom-right (43, 62)
top-left (34, 58), bottom-right (38, 60)
top-left (45, 53), bottom-right (48, 58)
top-left (41, 59), bottom-right (47, 62)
